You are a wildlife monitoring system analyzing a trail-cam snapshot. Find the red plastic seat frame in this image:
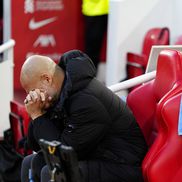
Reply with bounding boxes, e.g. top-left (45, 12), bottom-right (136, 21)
top-left (126, 27), bottom-right (170, 91)
top-left (127, 49), bottom-right (182, 181)
top-left (9, 100), bottom-right (31, 155)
